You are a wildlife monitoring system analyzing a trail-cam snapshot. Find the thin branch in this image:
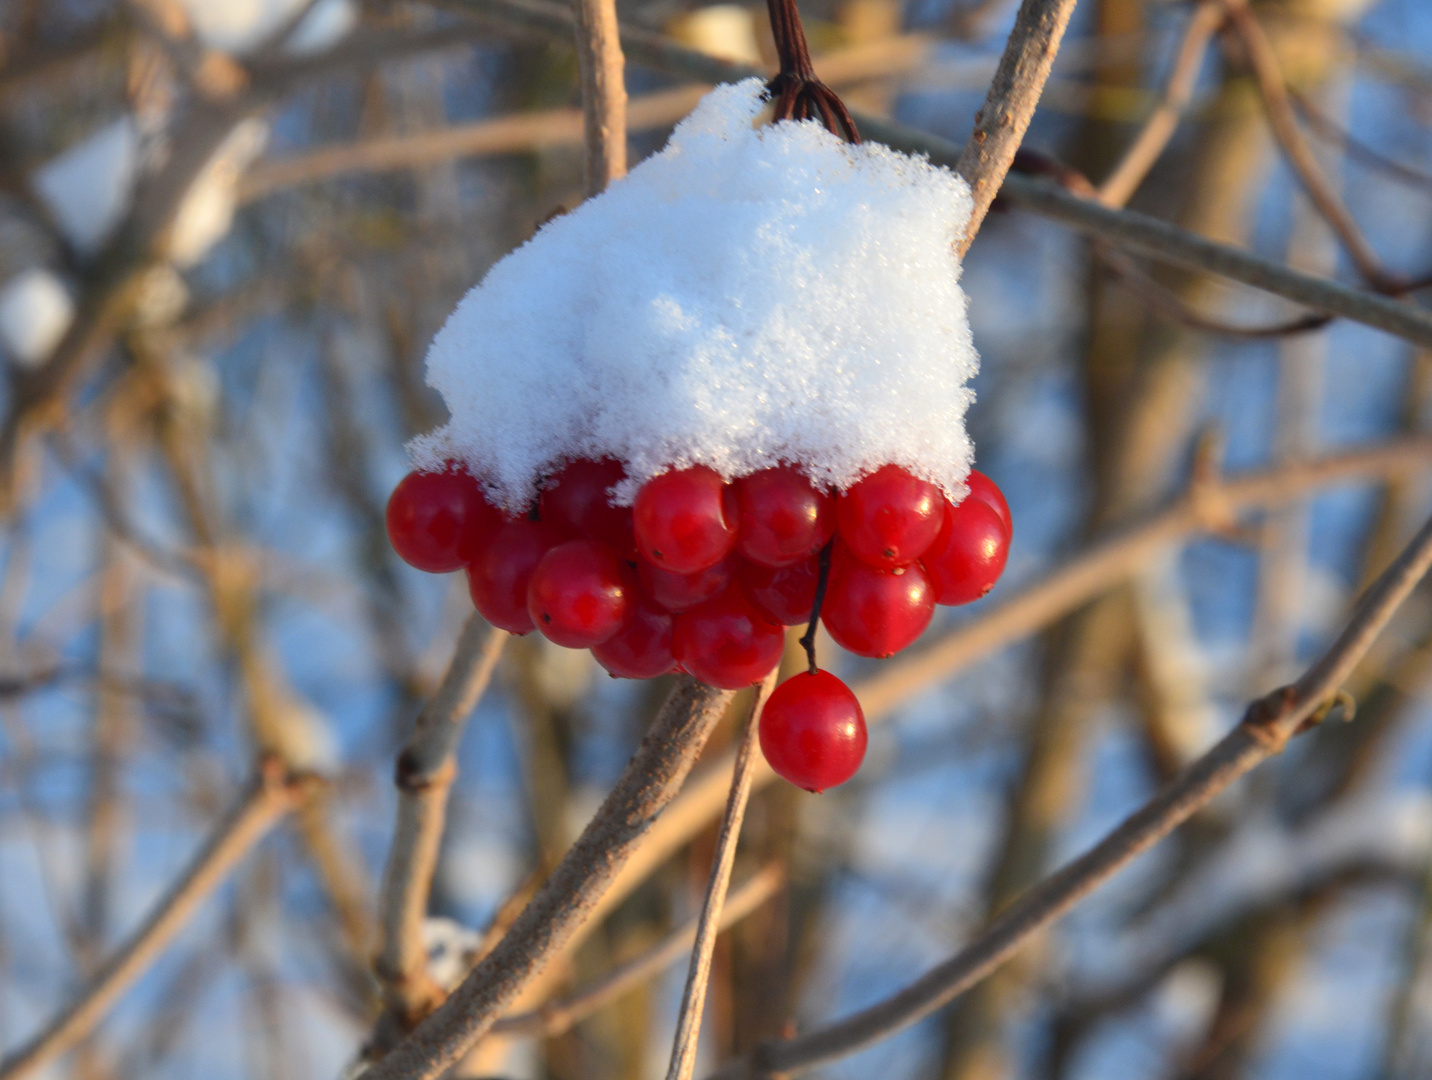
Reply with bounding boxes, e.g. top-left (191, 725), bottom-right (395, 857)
top-left (0, 761), bottom-right (314, 1080)
top-left (952, 0), bottom-right (1080, 254)
top-left (433, 0), bottom-right (1432, 351)
top-left (364, 677), bottom-right (735, 1080)
top-left (709, 510), bottom-right (1432, 1078)
top-left (666, 670), bottom-right (779, 1080)
top-left (492, 864), bottom-right (783, 1037)
top-left (1097, 0), bottom-right (1223, 207)
top-left (374, 619), bottom-right (508, 1031)
top-left (1291, 86), bottom-right (1432, 195)
top-left (570, 0), bottom-right (627, 195)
